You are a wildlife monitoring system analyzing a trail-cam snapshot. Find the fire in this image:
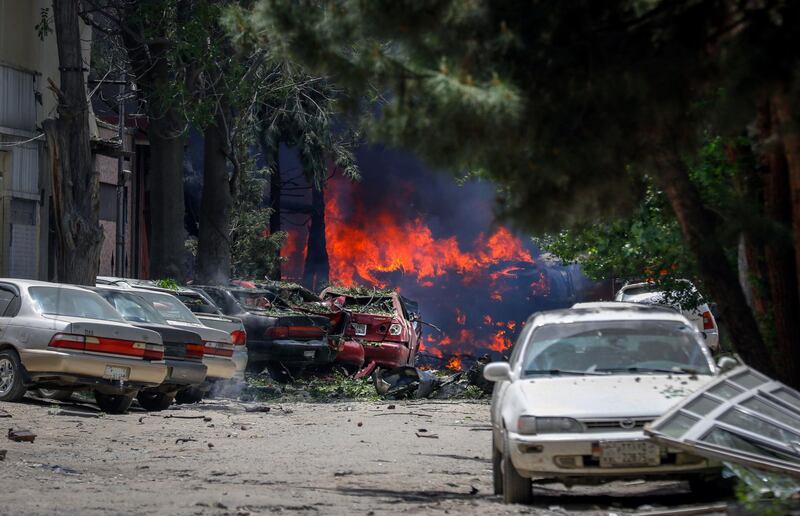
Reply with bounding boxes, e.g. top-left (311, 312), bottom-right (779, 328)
top-left (446, 356), bottom-right (463, 371)
top-left (488, 329), bottom-right (512, 352)
top-left (282, 226), bottom-right (307, 280)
